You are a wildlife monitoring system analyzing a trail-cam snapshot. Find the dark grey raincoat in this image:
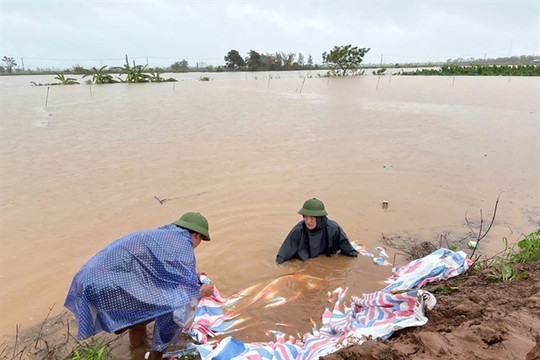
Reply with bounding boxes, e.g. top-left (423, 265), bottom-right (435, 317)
top-left (276, 217), bottom-right (358, 264)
